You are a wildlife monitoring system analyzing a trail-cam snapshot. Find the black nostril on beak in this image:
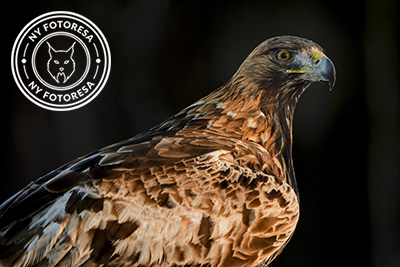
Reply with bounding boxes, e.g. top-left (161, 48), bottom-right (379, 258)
top-left (314, 59), bottom-right (321, 66)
